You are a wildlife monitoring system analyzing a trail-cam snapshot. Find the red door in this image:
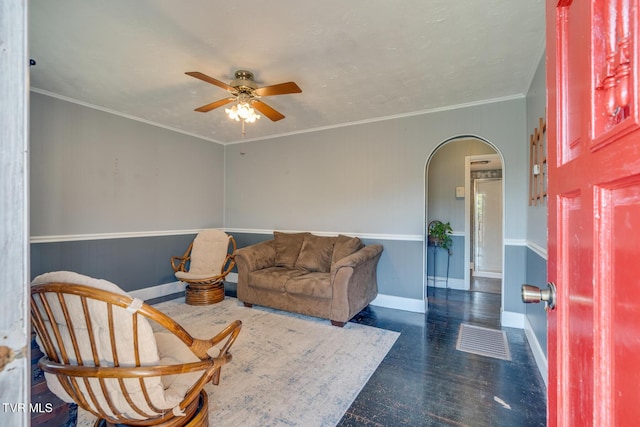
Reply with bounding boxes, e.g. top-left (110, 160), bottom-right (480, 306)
top-left (547, 0), bottom-right (640, 425)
